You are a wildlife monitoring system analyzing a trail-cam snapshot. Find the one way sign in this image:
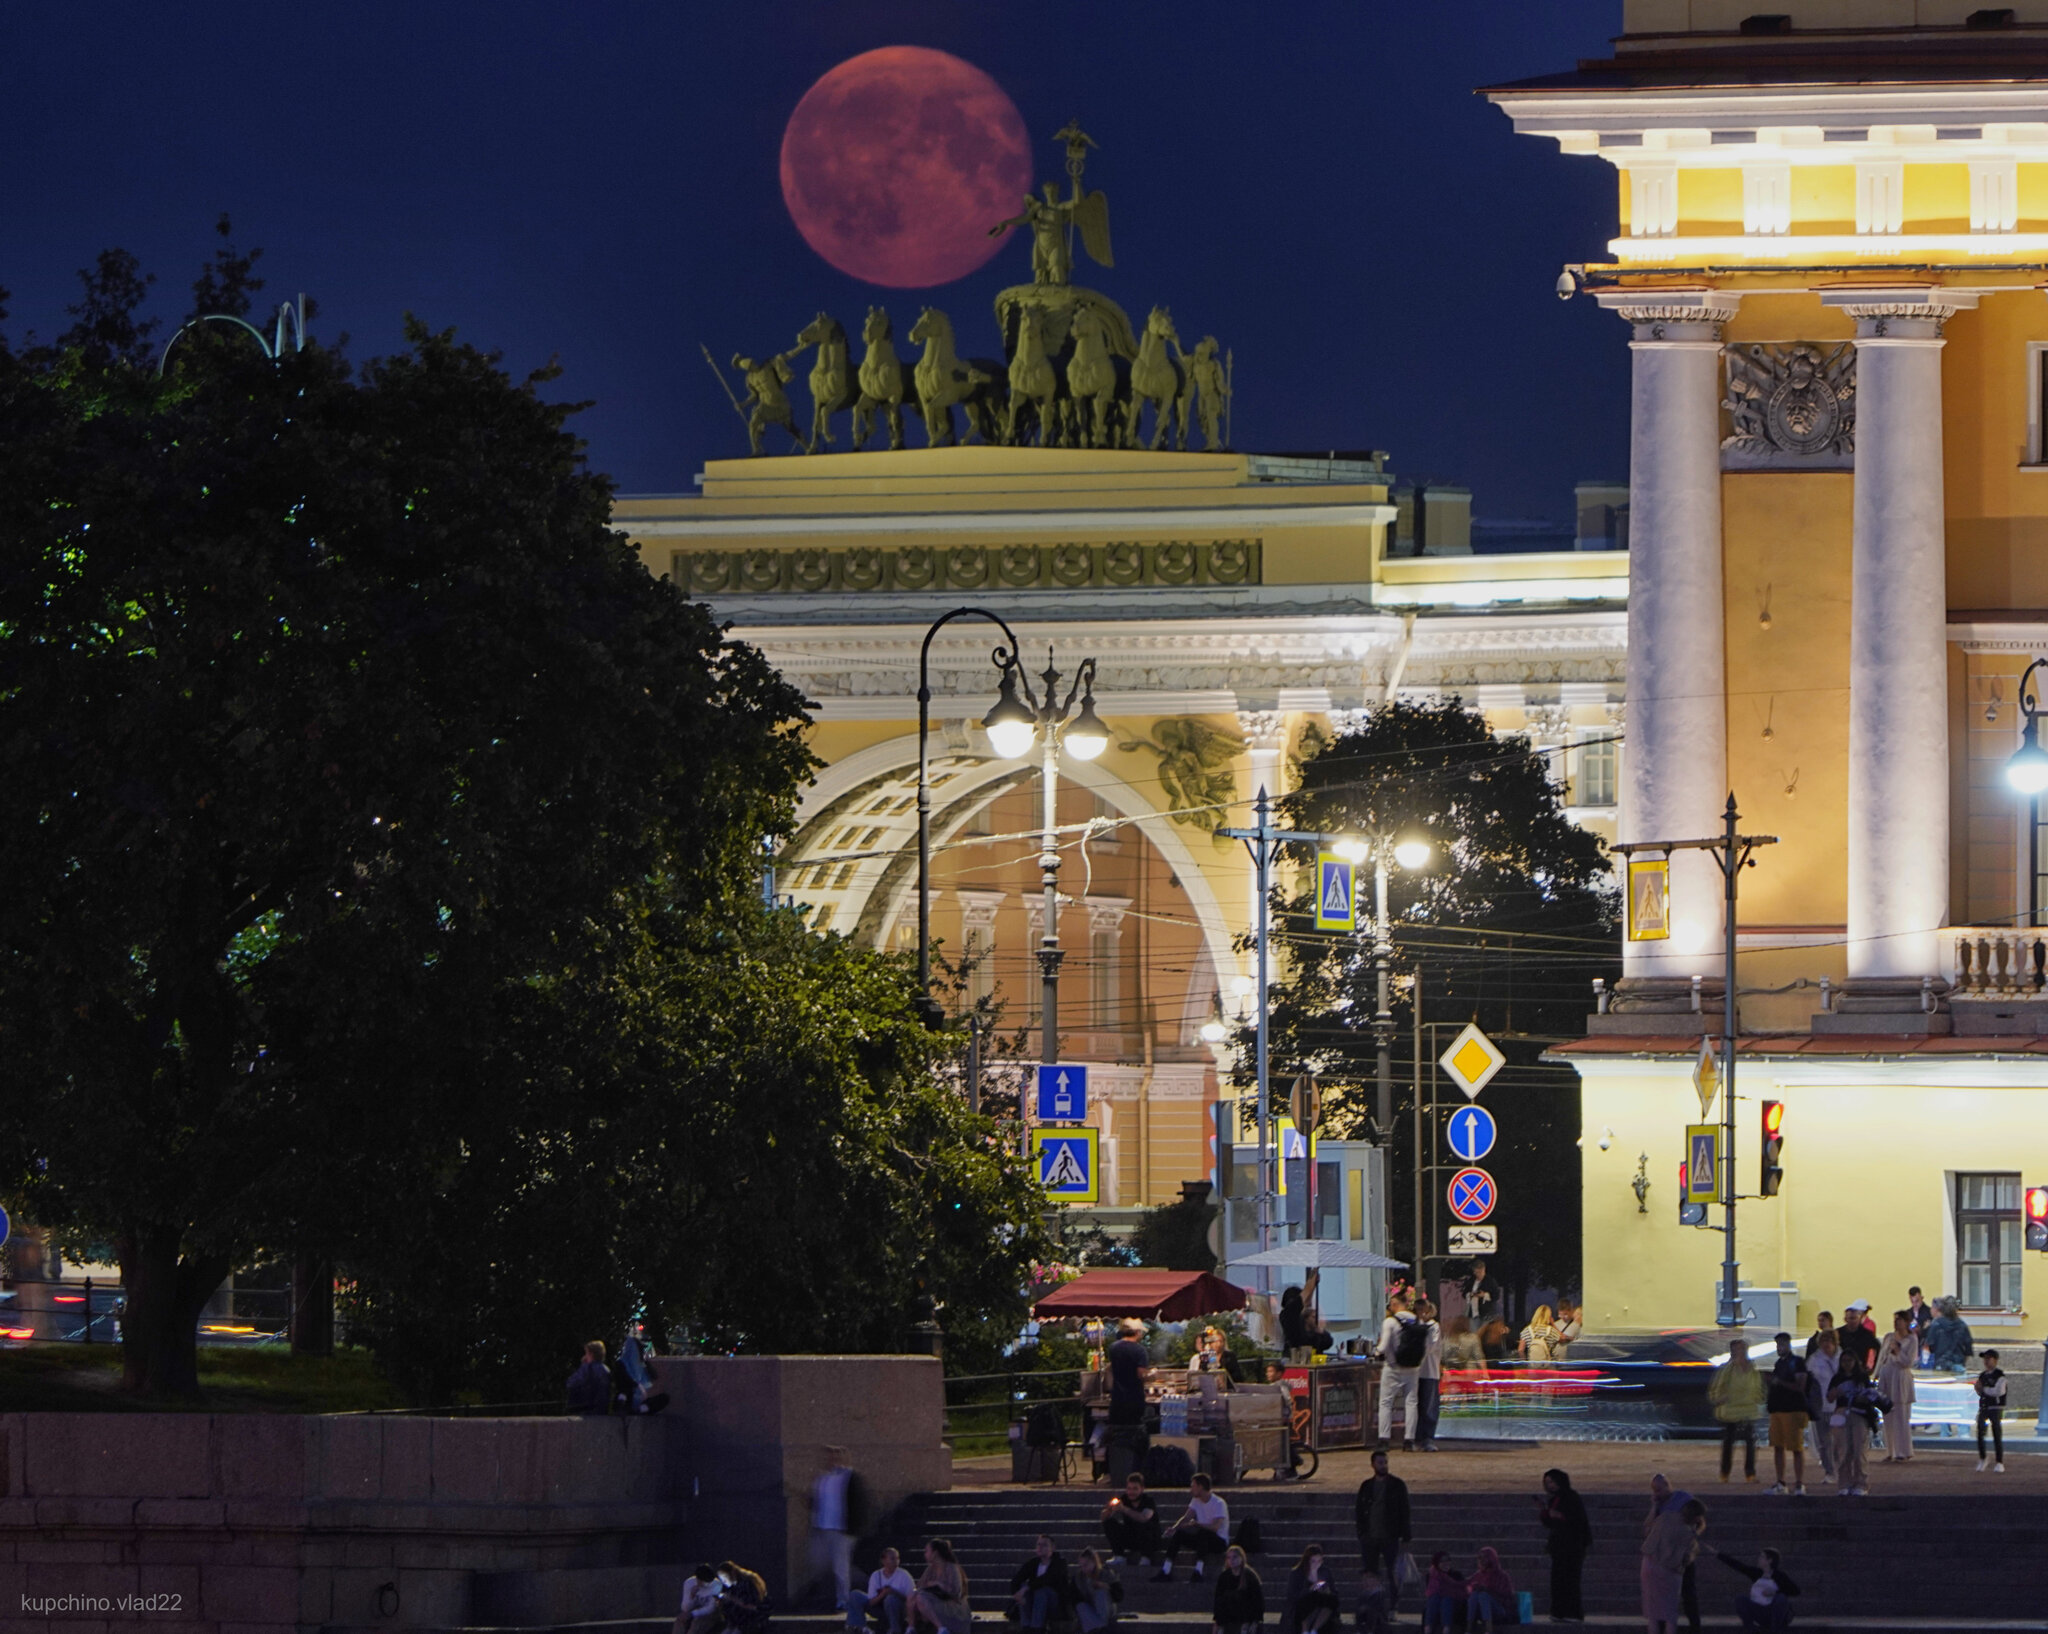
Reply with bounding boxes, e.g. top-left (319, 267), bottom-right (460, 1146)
top-left (1036, 1063), bottom-right (1089, 1122)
